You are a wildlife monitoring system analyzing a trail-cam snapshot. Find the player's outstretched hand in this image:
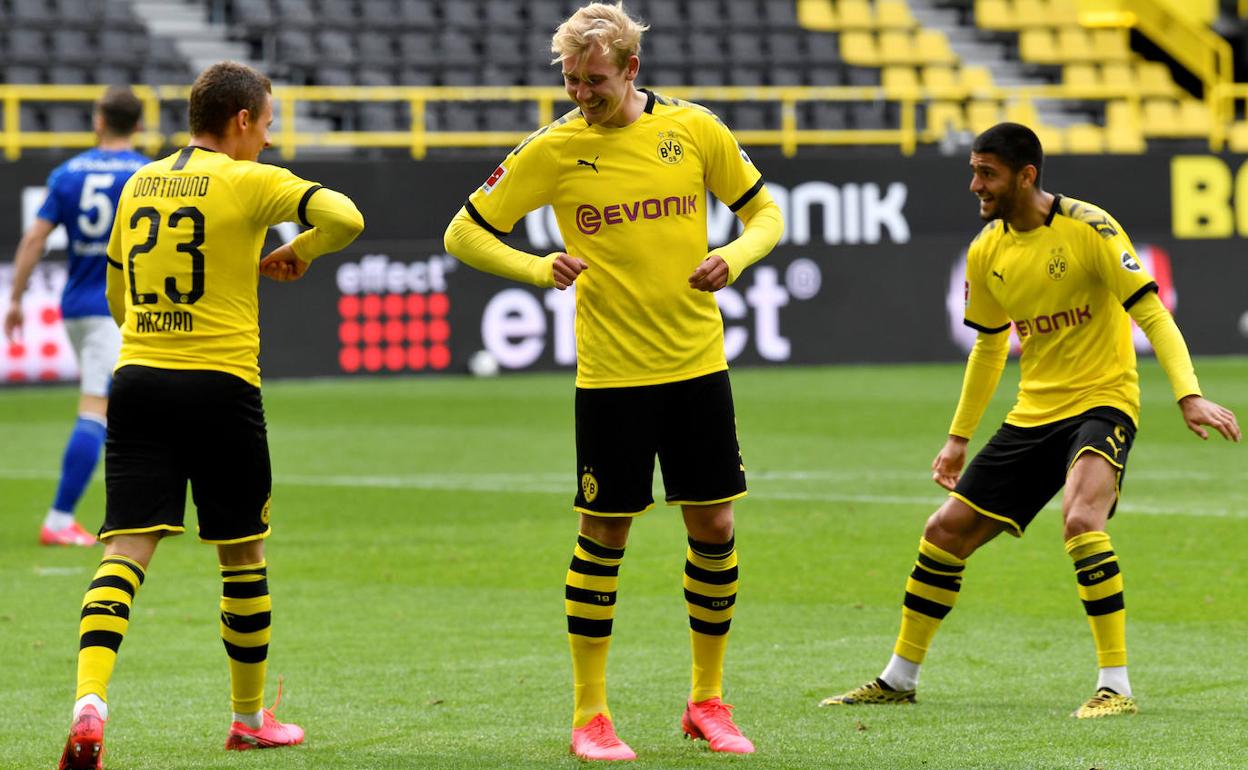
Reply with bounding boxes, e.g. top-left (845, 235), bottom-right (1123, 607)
top-left (259, 243), bottom-right (309, 282)
top-left (931, 435), bottom-right (969, 491)
top-left (1179, 395), bottom-right (1241, 442)
top-left (688, 255), bottom-right (729, 292)
top-left (550, 252), bottom-right (588, 290)
top-left (3, 306), bottom-right (22, 342)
